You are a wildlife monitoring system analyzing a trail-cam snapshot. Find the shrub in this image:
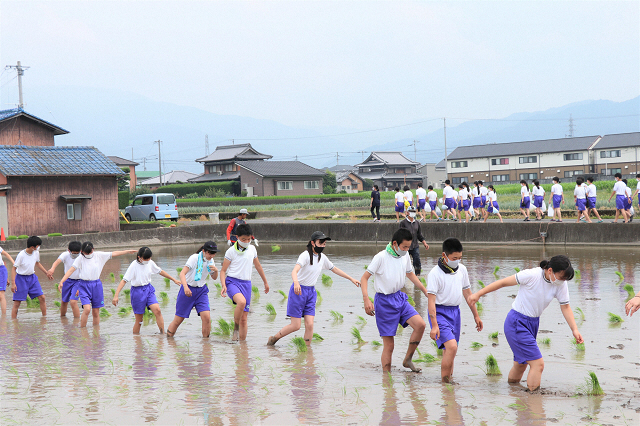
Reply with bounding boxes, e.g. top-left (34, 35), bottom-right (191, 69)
top-left (322, 171), bottom-right (337, 194)
top-left (17, 235), bottom-right (28, 239)
top-left (47, 233), bottom-right (63, 237)
top-left (156, 181), bottom-right (239, 198)
top-left (118, 191), bottom-right (130, 209)
top-left (7, 236), bottom-right (17, 240)
top-left (203, 187), bottom-right (228, 198)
